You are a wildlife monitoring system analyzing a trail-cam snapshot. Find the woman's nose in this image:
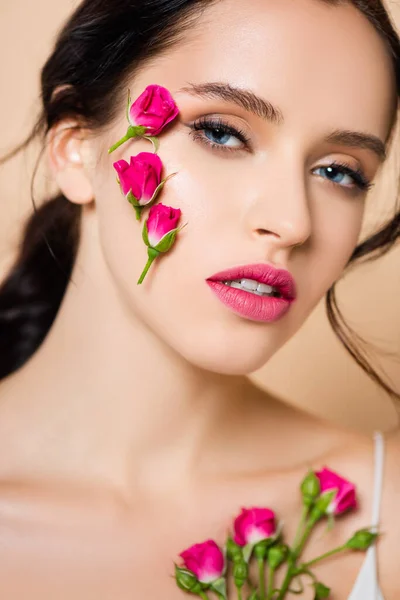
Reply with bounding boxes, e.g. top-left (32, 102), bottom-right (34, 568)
top-left (243, 162), bottom-right (313, 250)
